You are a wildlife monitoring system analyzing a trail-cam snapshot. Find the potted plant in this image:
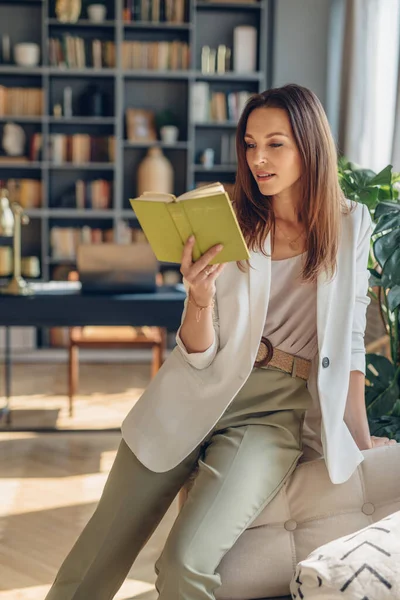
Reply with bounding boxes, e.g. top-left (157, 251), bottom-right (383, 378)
top-left (338, 158), bottom-right (400, 439)
top-left (155, 109), bottom-right (179, 144)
